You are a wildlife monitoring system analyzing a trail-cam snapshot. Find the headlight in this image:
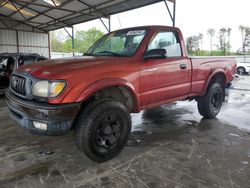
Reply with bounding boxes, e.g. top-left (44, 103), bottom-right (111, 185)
top-left (32, 80), bottom-right (49, 97)
top-left (32, 80), bottom-right (66, 98)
